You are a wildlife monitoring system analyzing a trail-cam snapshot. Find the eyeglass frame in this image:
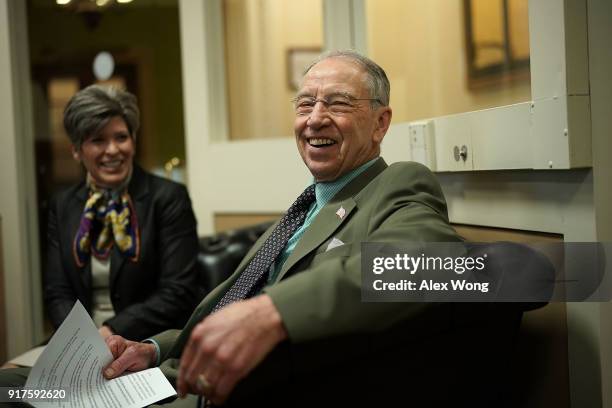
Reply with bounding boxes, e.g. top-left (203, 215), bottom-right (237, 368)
top-left (291, 92), bottom-right (385, 116)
